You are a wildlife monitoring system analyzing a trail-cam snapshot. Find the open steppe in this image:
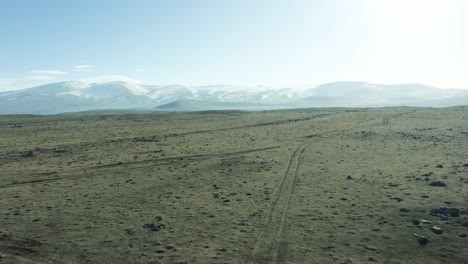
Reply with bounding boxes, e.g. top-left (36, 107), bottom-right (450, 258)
top-left (0, 107), bottom-right (467, 263)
